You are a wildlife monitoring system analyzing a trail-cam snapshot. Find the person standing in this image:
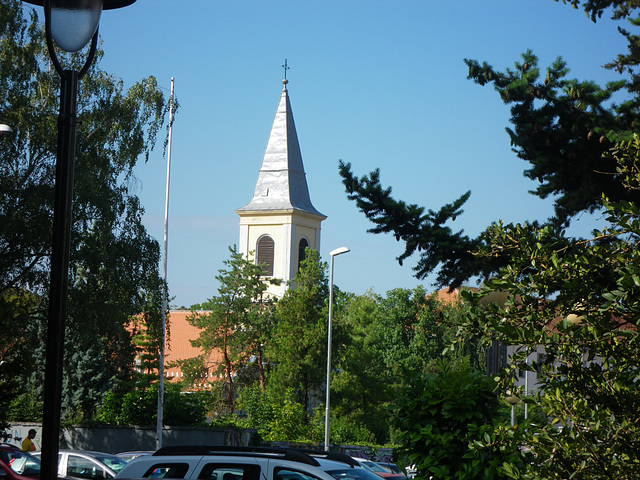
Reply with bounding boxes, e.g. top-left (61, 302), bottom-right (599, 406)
top-left (21, 429), bottom-right (37, 452)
